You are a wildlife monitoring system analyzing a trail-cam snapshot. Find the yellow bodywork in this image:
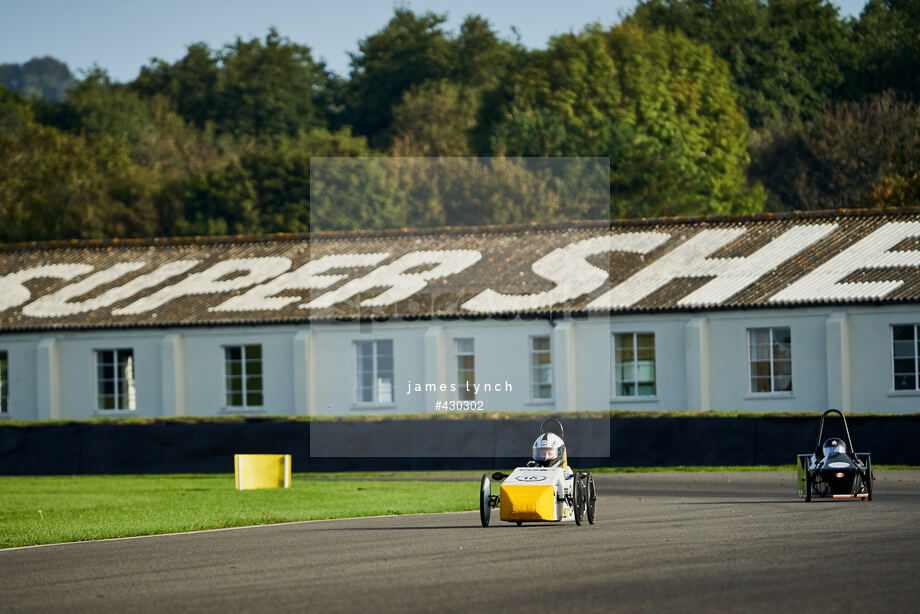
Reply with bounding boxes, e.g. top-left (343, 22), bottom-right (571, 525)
top-left (499, 484), bottom-right (556, 521)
